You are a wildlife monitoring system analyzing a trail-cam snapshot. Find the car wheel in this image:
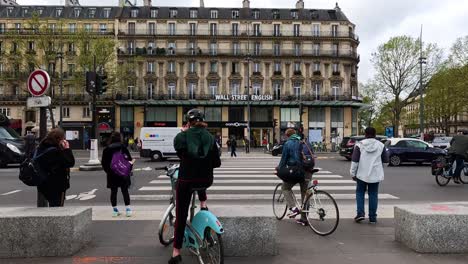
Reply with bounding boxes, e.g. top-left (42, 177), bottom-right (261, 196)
top-left (151, 151), bottom-right (163, 162)
top-left (272, 151), bottom-right (278, 157)
top-left (389, 155), bottom-right (401, 166)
